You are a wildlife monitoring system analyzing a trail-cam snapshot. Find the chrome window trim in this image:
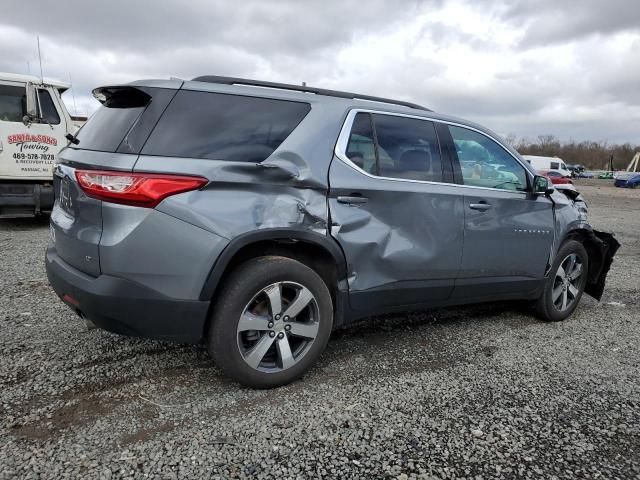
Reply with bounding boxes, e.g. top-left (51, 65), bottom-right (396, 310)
top-left (334, 108), bottom-right (532, 196)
